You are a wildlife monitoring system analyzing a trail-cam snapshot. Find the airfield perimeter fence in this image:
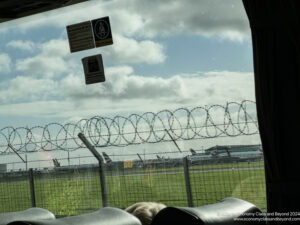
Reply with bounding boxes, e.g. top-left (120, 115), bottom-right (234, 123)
top-left (0, 100), bottom-right (266, 215)
top-left (0, 157), bottom-right (266, 216)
